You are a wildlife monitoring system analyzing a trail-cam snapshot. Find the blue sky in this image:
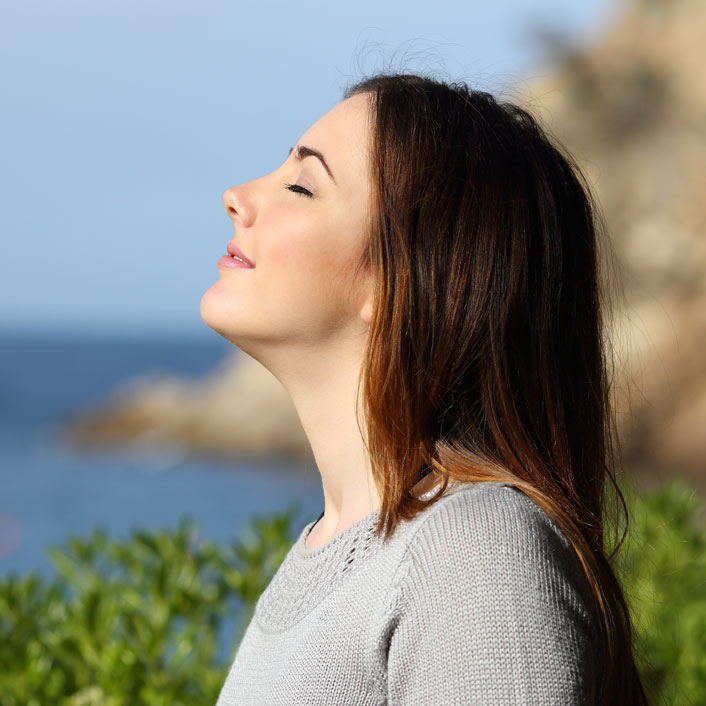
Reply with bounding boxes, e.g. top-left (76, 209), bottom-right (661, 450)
top-left (0, 0), bottom-right (621, 338)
